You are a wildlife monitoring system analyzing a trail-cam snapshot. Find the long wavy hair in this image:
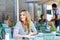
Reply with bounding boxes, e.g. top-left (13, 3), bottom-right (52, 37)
top-left (19, 10), bottom-right (31, 33)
